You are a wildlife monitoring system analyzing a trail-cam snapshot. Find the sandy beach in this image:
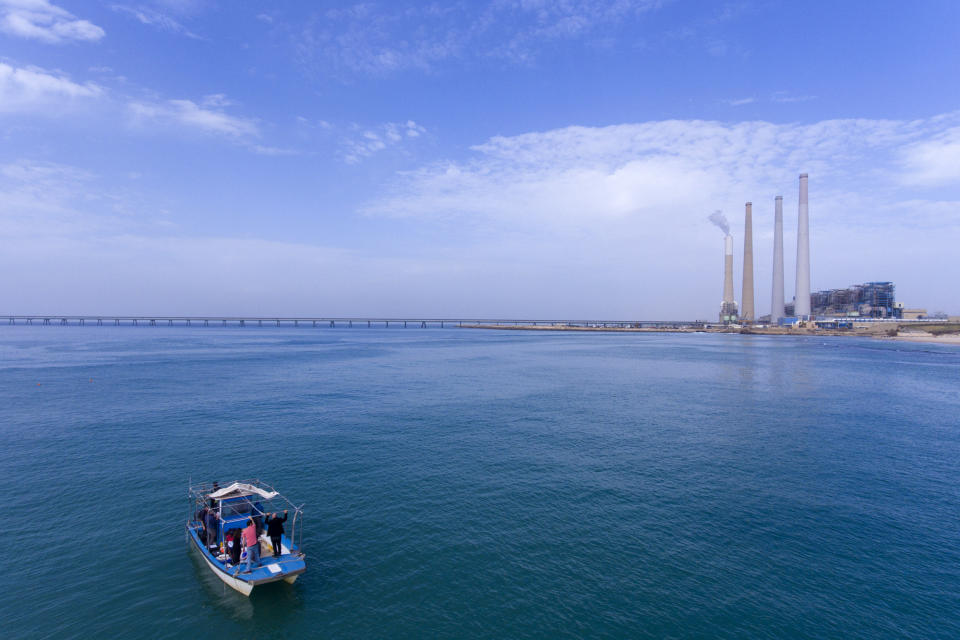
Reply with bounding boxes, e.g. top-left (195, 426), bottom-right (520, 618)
top-left (888, 333), bottom-right (960, 346)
